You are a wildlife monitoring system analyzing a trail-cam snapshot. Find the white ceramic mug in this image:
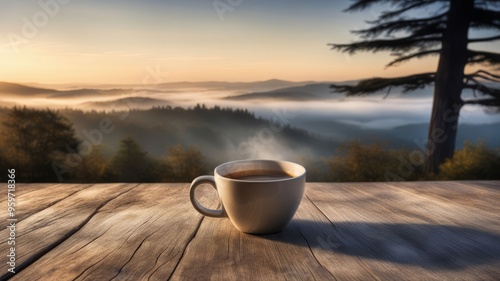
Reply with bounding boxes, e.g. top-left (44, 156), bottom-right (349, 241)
top-left (190, 159), bottom-right (306, 234)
